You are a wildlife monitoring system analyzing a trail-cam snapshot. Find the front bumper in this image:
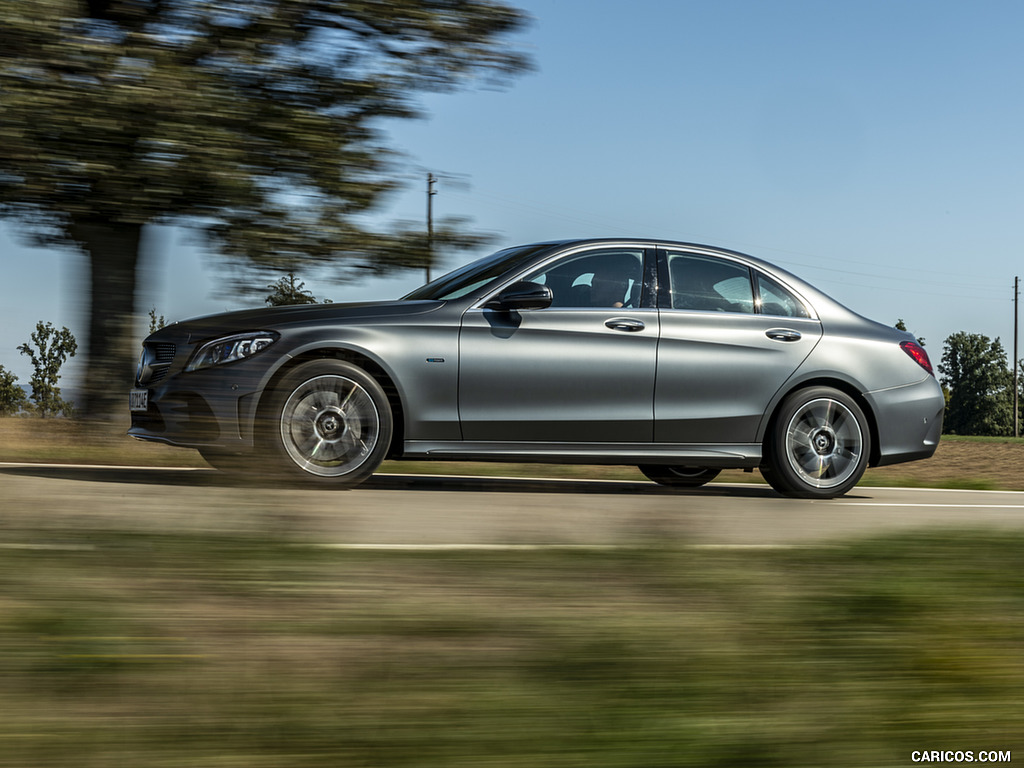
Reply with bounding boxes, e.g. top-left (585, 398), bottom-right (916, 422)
top-left (129, 355), bottom-right (277, 450)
